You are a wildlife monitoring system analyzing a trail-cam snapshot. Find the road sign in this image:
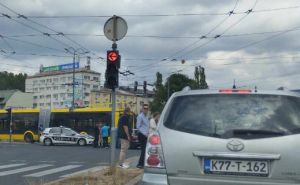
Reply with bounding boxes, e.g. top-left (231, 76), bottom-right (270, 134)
top-left (103, 15), bottom-right (128, 41)
top-left (108, 51), bottom-right (118, 62)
